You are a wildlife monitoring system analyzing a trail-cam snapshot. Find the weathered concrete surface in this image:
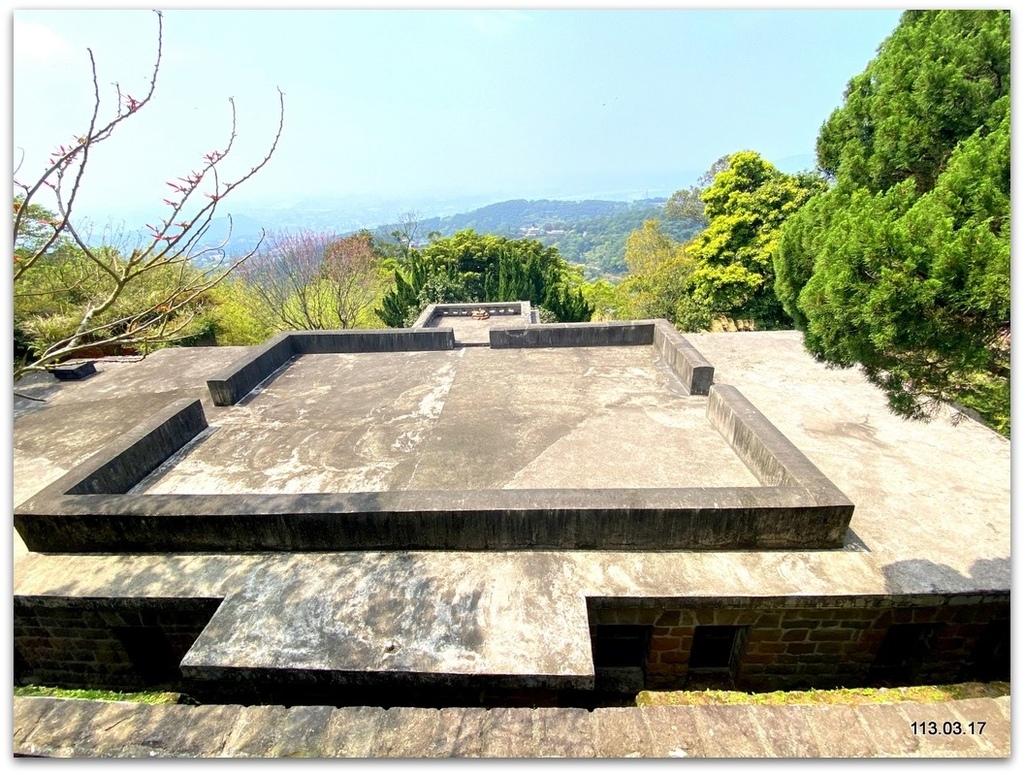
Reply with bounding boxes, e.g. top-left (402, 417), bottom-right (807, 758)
top-left (11, 331), bottom-right (1010, 708)
top-left (146, 347), bottom-right (756, 493)
top-left (689, 331), bottom-right (1010, 595)
top-left (14, 695), bottom-right (1010, 757)
top-left (10, 549), bottom-right (974, 688)
top-left (11, 347), bottom-right (250, 556)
